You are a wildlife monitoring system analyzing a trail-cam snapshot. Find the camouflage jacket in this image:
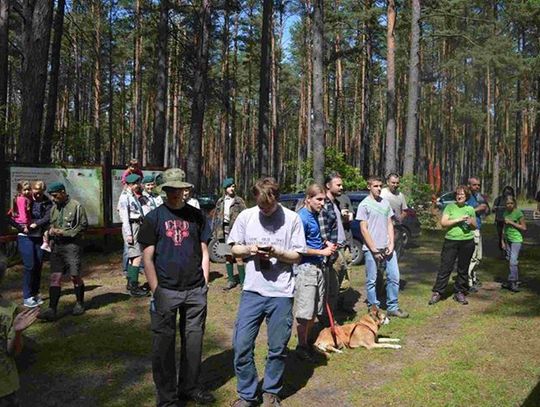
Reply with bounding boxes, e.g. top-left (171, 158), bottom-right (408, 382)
top-left (212, 195), bottom-right (246, 240)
